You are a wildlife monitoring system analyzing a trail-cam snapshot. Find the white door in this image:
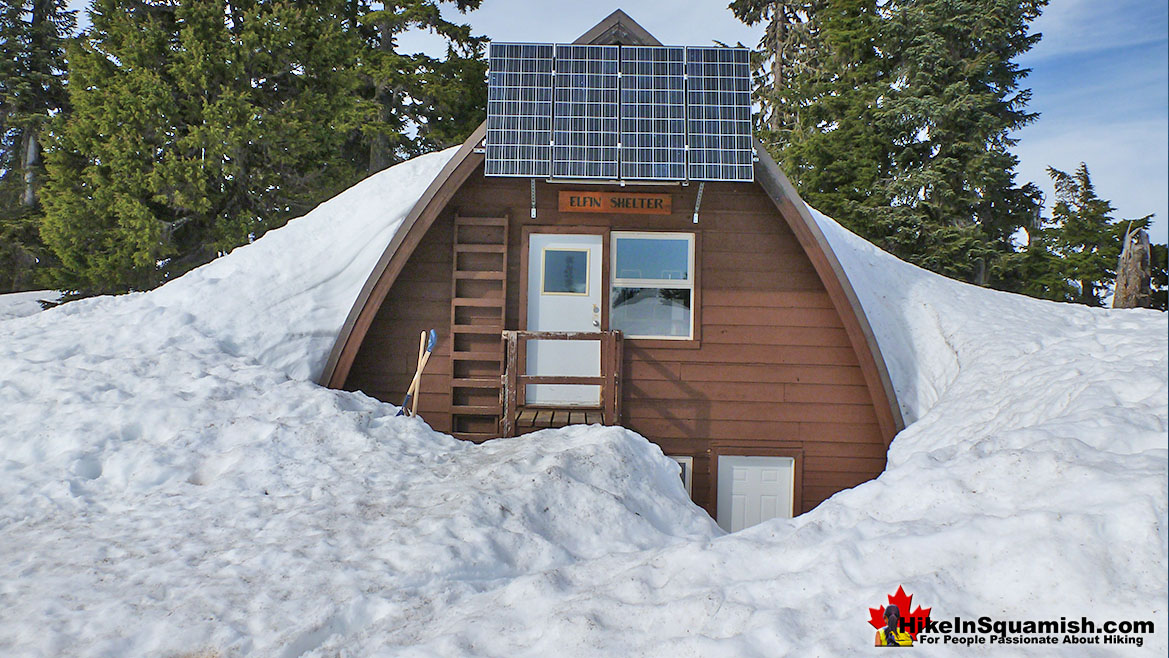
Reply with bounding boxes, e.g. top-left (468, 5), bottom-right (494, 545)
top-left (716, 455), bottom-right (795, 532)
top-left (526, 233), bottom-right (603, 406)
